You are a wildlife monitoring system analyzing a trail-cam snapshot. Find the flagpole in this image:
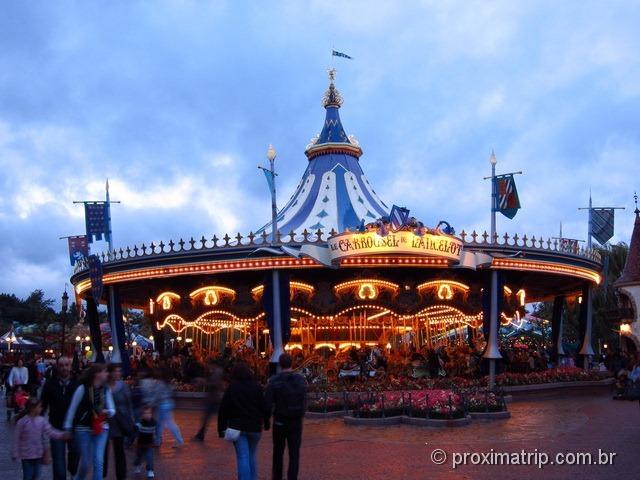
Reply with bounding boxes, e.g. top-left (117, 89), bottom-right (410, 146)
top-left (105, 179), bottom-right (123, 364)
top-left (490, 151), bottom-right (497, 243)
top-left (587, 193), bottom-right (592, 250)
